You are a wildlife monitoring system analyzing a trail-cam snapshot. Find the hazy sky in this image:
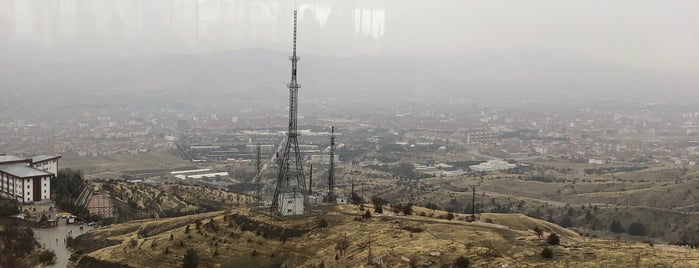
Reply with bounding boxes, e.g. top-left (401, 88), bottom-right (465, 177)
top-left (1, 0), bottom-right (698, 74)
